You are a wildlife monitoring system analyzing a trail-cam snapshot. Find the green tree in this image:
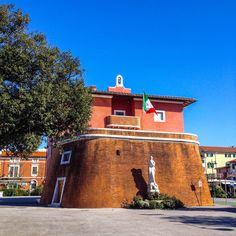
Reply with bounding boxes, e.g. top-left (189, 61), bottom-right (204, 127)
top-left (0, 5), bottom-right (92, 156)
